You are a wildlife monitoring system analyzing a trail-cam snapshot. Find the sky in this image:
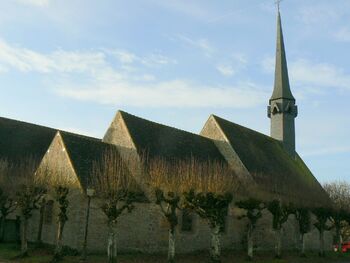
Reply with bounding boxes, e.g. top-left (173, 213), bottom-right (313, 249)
top-left (0, 0), bottom-right (349, 183)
